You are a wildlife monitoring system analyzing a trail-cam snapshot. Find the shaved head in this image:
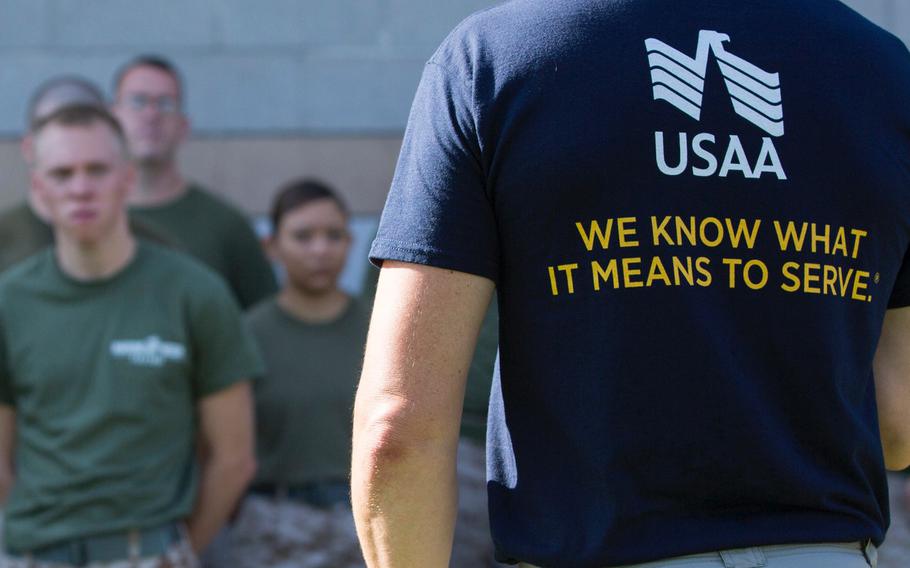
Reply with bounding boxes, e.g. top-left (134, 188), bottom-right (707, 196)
top-left (28, 76), bottom-right (105, 131)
